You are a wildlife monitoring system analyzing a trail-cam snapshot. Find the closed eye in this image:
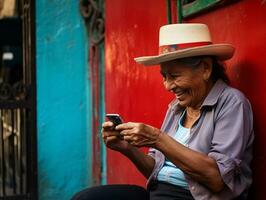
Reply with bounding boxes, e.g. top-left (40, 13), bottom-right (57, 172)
top-left (170, 74), bottom-right (180, 79)
top-left (160, 71), bottom-right (181, 80)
